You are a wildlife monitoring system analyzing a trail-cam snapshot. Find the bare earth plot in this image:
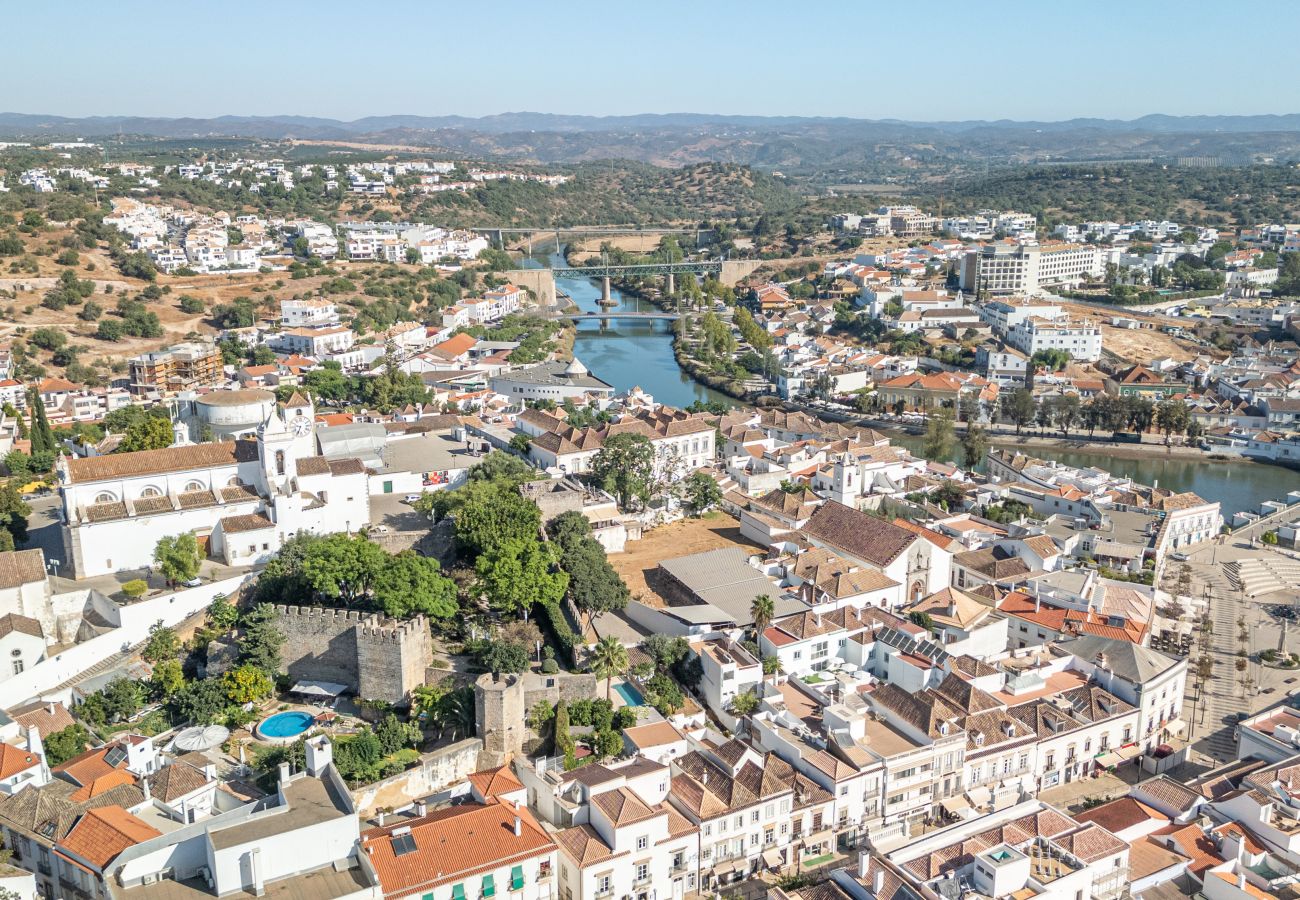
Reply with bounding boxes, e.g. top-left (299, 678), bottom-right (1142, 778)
top-left (608, 511), bottom-right (764, 604)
